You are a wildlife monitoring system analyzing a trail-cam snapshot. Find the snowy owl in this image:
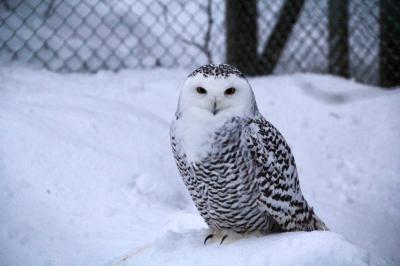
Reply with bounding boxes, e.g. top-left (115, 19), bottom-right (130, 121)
top-left (170, 64), bottom-right (328, 244)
